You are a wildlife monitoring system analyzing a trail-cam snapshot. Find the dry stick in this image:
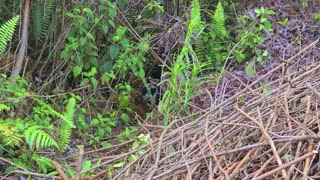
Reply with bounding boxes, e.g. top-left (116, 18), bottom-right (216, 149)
top-left (229, 135), bottom-right (267, 177)
top-left (204, 102), bottom-right (230, 180)
top-left (253, 158), bottom-right (273, 179)
top-left (76, 148), bottom-right (84, 180)
top-left (29, 31), bottom-right (50, 74)
top-left (227, 161), bottom-right (240, 173)
top-left (287, 38), bottom-right (319, 63)
top-left (230, 149), bottom-right (254, 177)
top-left (51, 160), bottom-right (69, 180)
top-left (81, 144), bottom-right (148, 174)
top-left (306, 83), bottom-right (320, 97)
top-left (303, 144), bottom-right (314, 179)
top-left (209, 159), bottom-right (213, 180)
top-left (284, 86), bottom-right (292, 142)
top-left (302, 96), bottom-right (313, 179)
top-left (205, 136), bottom-right (230, 180)
top-left (152, 137), bottom-right (320, 180)
top-left (0, 157), bottom-right (28, 172)
top-left (254, 151), bottom-right (318, 180)
top-left (253, 143), bottom-right (290, 179)
top-left (88, 169), bottom-right (109, 180)
top-left (147, 118), bottom-right (181, 179)
top-left (228, 135), bottom-right (266, 178)
top-left (217, 135), bottom-right (320, 156)
top-left (289, 95), bottom-right (311, 177)
top-left (234, 106), bottom-right (287, 179)
top-left (0, 170), bottom-right (62, 180)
